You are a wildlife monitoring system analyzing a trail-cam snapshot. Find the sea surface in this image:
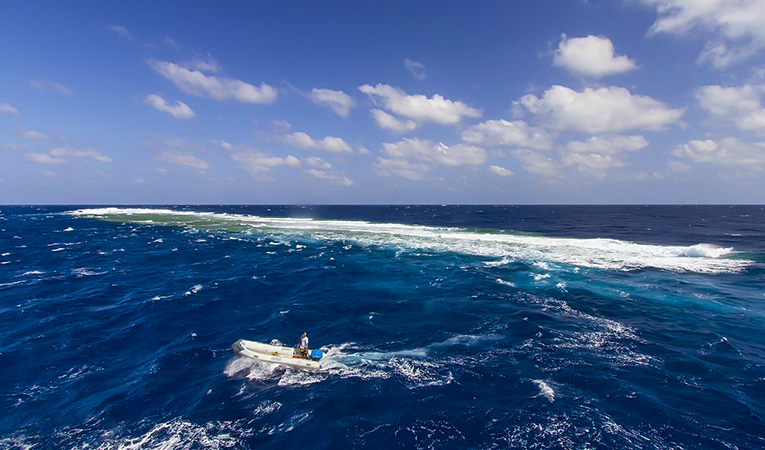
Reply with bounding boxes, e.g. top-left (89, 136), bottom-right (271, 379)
top-left (1, 205), bottom-right (764, 450)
